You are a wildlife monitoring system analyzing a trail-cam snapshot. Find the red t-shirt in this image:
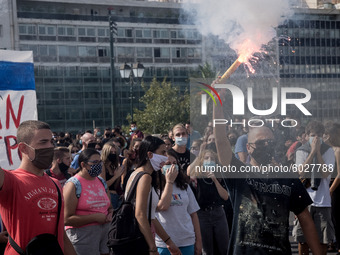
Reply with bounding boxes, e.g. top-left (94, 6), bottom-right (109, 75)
top-left (0, 169), bottom-right (64, 255)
